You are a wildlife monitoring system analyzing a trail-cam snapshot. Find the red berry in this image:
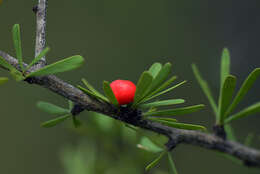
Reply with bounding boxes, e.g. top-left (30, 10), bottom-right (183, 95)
top-left (110, 80), bottom-right (136, 105)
